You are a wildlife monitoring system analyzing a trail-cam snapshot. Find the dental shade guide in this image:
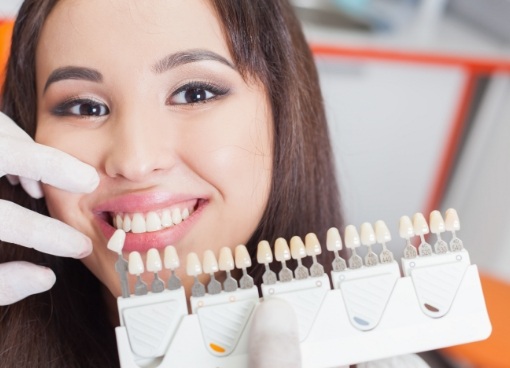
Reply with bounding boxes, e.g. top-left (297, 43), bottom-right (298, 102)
top-left (164, 246), bottom-right (181, 290)
top-left (414, 212), bottom-right (433, 256)
top-left (203, 250), bottom-right (221, 295)
top-left (129, 252), bottom-right (148, 296)
top-left (257, 240), bottom-right (277, 285)
top-left (400, 215), bottom-right (418, 259)
top-left (112, 209), bottom-right (491, 368)
top-left (108, 229), bottom-right (130, 298)
top-left (375, 220), bottom-right (394, 263)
